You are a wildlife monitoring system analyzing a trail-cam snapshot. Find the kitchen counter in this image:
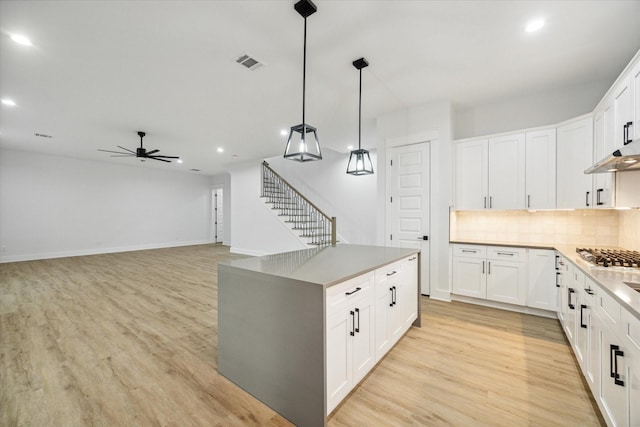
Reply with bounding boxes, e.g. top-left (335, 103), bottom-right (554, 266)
top-left (451, 239), bottom-right (640, 319)
top-left (218, 244), bottom-right (421, 427)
